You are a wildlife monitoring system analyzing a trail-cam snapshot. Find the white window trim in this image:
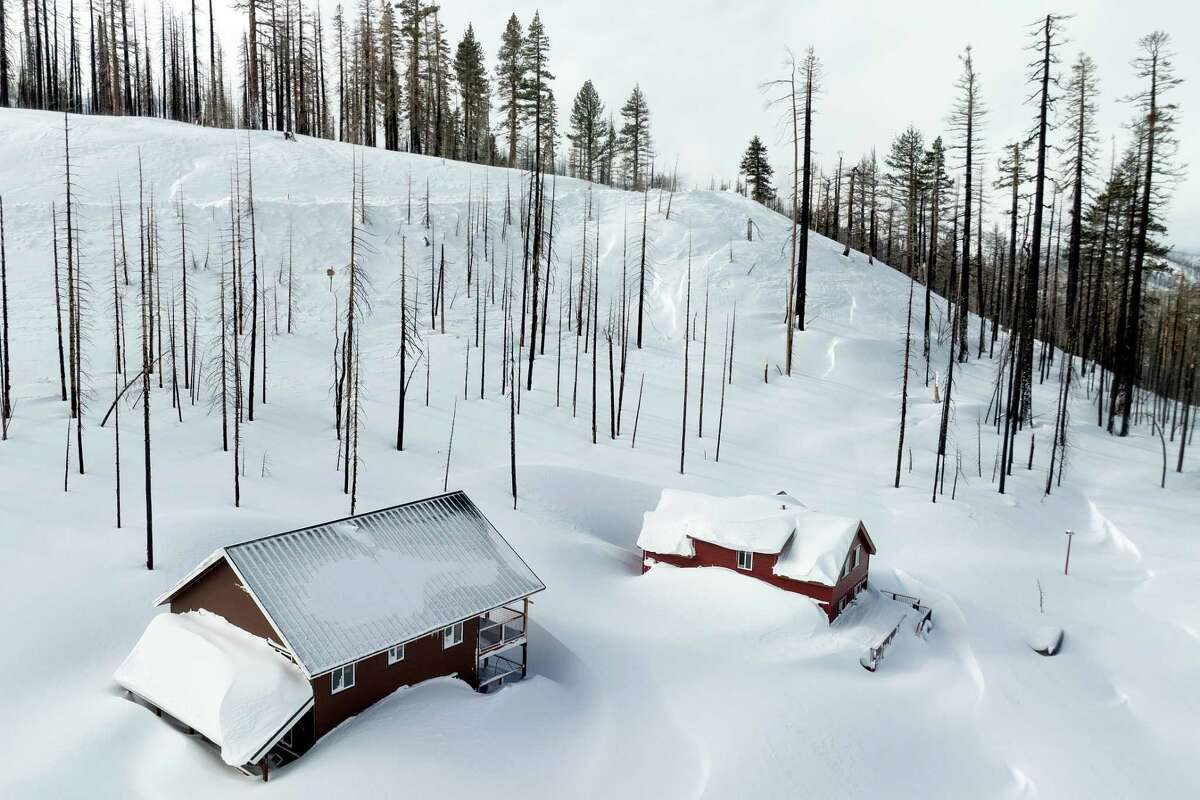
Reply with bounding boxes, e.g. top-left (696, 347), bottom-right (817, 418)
top-left (443, 622), bottom-right (465, 649)
top-left (736, 550), bottom-right (753, 571)
top-left (387, 643), bottom-right (406, 665)
top-left (330, 662), bottom-right (356, 694)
